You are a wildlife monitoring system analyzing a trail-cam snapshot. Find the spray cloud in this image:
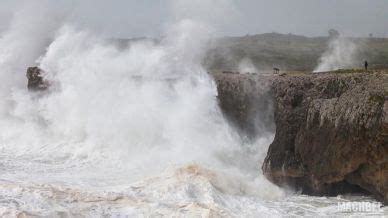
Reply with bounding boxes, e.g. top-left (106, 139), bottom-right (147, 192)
top-left (0, 1), bottom-right (286, 215)
top-left (0, 0), bottom-right (280, 191)
top-left (314, 36), bottom-right (359, 72)
top-left (238, 57), bottom-right (259, 73)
